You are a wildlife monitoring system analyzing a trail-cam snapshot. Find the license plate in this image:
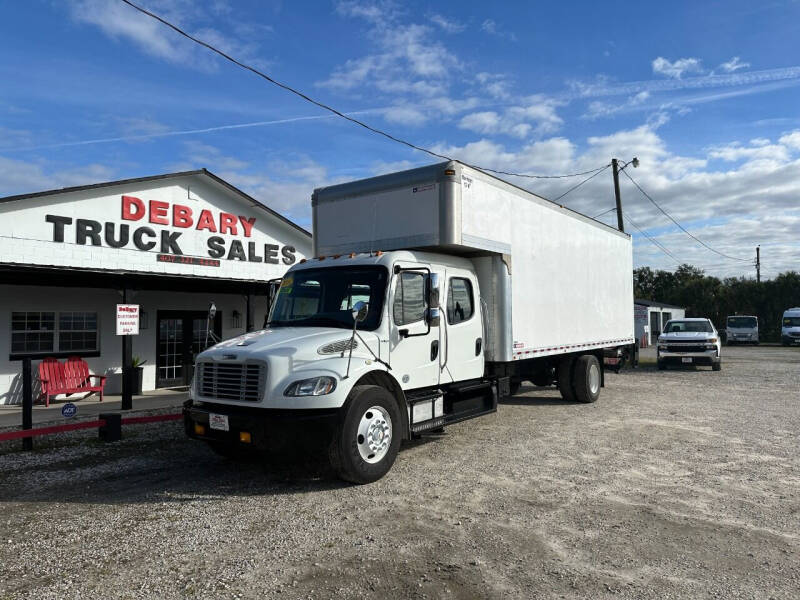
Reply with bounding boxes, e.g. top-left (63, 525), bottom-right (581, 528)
top-left (209, 413), bottom-right (229, 431)
top-left (681, 357), bottom-right (692, 363)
